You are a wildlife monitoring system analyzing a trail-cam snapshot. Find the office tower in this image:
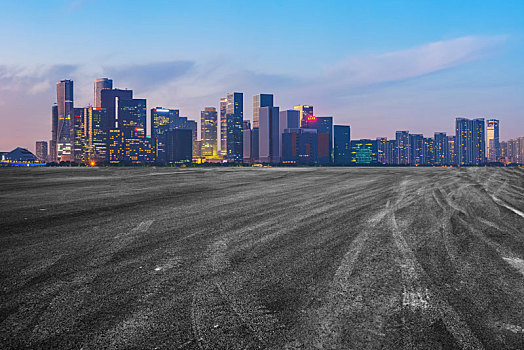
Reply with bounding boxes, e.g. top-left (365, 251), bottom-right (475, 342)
top-left (124, 127), bottom-right (154, 163)
top-left (396, 131), bottom-right (411, 165)
top-left (259, 106), bottom-right (280, 163)
top-left (201, 107), bottom-right (218, 157)
top-left (447, 136), bottom-right (457, 165)
top-left (151, 107), bottom-right (179, 162)
top-left (243, 128), bottom-right (252, 163)
top-left (500, 141), bottom-right (508, 162)
top-left (434, 132), bottom-right (448, 165)
top-left (282, 128), bottom-right (318, 164)
top-left (334, 125), bottom-right (351, 165)
top-left (87, 107), bottom-right (108, 163)
top-left (293, 105), bottom-right (314, 128)
top-left (35, 141), bottom-right (48, 162)
top-left (307, 116), bottom-right (333, 163)
top-left (225, 92), bottom-right (243, 161)
top-left (94, 78), bottom-right (113, 108)
top-left (50, 104), bottom-right (58, 162)
top-left (409, 134), bottom-right (424, 165)
top-left (253, 94), bottom-right (273, 129)
top-left (118, 99), bottom-right (146, 131)
top-left (72, 107), bottom-right (87, 164)
top-left (279, 110), bottom-right (300, 157)
top-left (219, 97), bottom-right (227, 155)
top-left (56, 80), bottom-right (74, 161)
top-left (166, 129), bottom-right (193, 164)
top-left (351, 139), bottom-right (378, 164)
top-left (486, 119), bottom-right (500, 162)
top-left (100, 88), bottom-right (133, 131)
top-left (456, 118), bottom-right (485, 165)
